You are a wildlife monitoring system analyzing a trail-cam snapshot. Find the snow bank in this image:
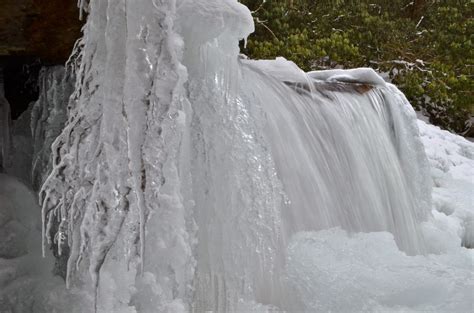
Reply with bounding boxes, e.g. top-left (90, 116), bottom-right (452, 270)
top-left (418, 120), bottom-right (474, 249)
top-left (286, 228), bottom-right (473, 312)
